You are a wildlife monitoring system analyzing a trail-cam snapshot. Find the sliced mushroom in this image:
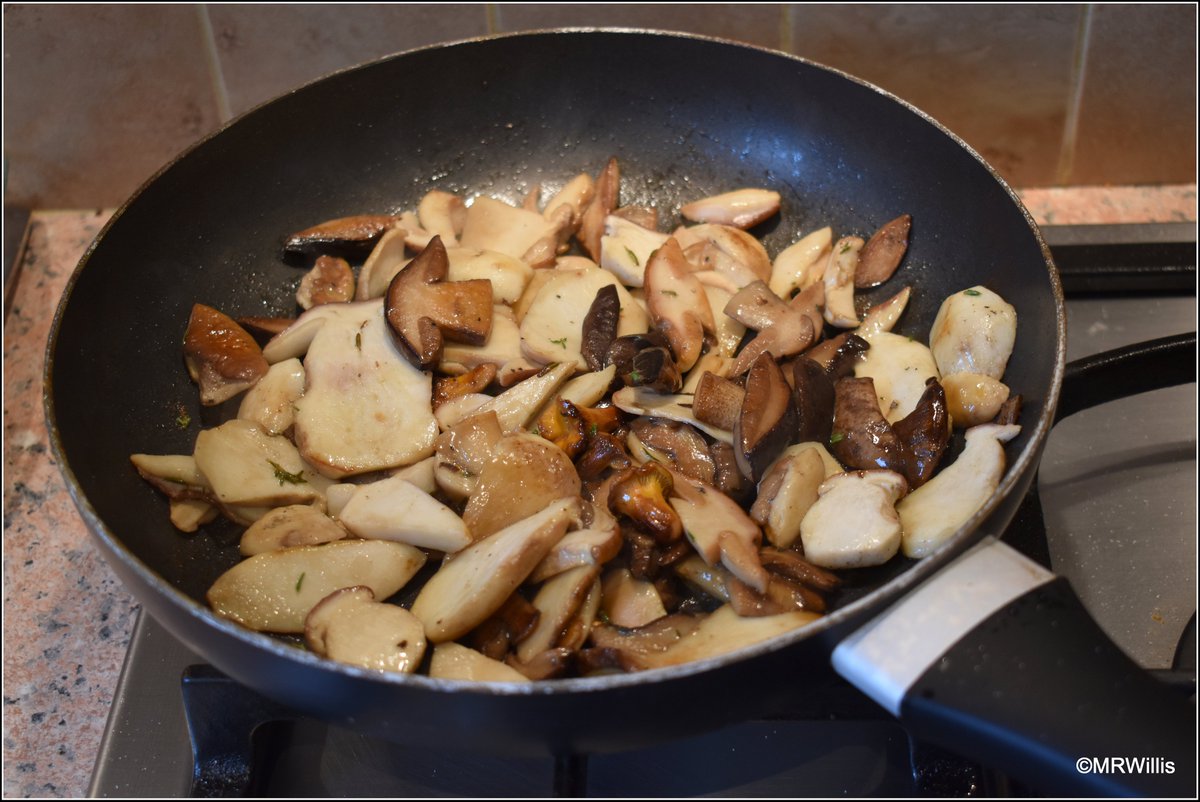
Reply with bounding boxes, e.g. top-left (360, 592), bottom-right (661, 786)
top-left (680, 188), bottom-right (780, 230)
top-left (581, 284), bottom-right (621, 371)
top-left (603, 330), bottom-right (670, 377)
top-left (724, 282), bottom-right (816, 376)
top-left (516, 564), bottom-right (600, 662)
top-left (296, 255), bottom-right (355, 310)
top-left (418, 190), bottom-right (468, 246)
top-left (645, 605), bottom-right (819, 669)
top-left (668, 468), bottom-right (760, 566)
top-left (433, 363), bottom-right (496, 411)
top-left (169, 498), bottom-right (218, 532)
top-left (643, 238), bottom-right (714, 373)
top-left (829, 376), bottom-right (907, 474)
top-left (446, 247), bottom-right (533, 305)
top-left (130, 453), bottom-right (209, 495)
top-left (208, 539), bottom-right (426, 633)
top-left (608, 462), bottom-right (682, 543)
top-left (433, 410), bottom-right (503, 501)
top-left (471, 361), bottom-right (575, 432)
top-left (193, 419), bottom-right (327, 507)
top-left (390, 455), bottom-right (438, 494)
top-left (239, 504), bottom-right (347, 556)
top-left (611, 205), bottom-right (658, 230)
top-left (855, 214), bottom-right (911, 288)
top-left (942, 371), bottom-right (1012, 428)
top-left (463, 432), bottom-right (581, 540)
top-left (822, 236), bottom-right (863, 328)
top-left (718, 530), bottom-right (769, 594)
top-left (530, 523), bottom-right (623, 583)
top-left (681, 351), bottom-right (733, 394)
top-left (992, 393), bottom-right (1023, 426)
top-left (460, 196), bottom-right (561, 262)
top-left (854, 330), bottom-right (941, 423)
top-left (893, 377), bottom-right (951, 489)
top-left (283, 214), bottom-right (402, 258)
top-left (803, 331), bottom-right (870, 378)
top-left (791, 357), bottom-right (835, 444)
top-left (260, 301), bottom-right (347, 363)
top-left (692, 371), bottom-right (745, 432)
top-left (630, 419), bottom-right (716, 485)
top-left (384, 236), bottom-right (493, 368)
top-left (899, 423), bottom-right (1021, 558)
top-left (411, 498), bottom-right (577, 642)
top-left (338, 475), bottom-right (471, 553)
top-left (610, 386), bottom-right (733, 444)
top-left (577, 157), bottom-right (619, 261)
top-left (769, 226), bottom-right (832, 298)
top-left (433, 393), bottom-right (491, 431)
top-left (429, 642), bottom-right (531, 683)
top-left (304, 587), bottom-right (426, 674)
top-left (556, 364), bottom-right (618, 408)
top-left (700, 285), bottom-right (747, 359)
top-left (599, 215), bottom-right (669, 287)
top-left (543, 172), bottom-right (596, 231)
top-left (858, 286), bottom-right (912, 335)
top-left (237, 315), bottom-right (295, 340)
top-left (183, 303), bottom-right (269, 405)
top-left (673, 224), bottom-right (772, 288)
top-left (929, 286), bottom-right (1018, 379)
top-left (759, 548), bottom-right (842, 593)
top-left (799, 470), bottom-right (907, 569)
top-left (292, 301), bottom-right (438, 478)
top-left (750, 446), bottom-right (825, 549)
top-left (237, 357), bottom-right (305, 435)
top-left (397, 210), bottom-right (435, 251)
top-left (522, 204), bottom-right (574, 268)
top-left (442, 306), bottom-right (524, 375)
top-left (734, 353), bottom-right (798, 482)
top-left (601, 568), bottom-right (668, 629)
